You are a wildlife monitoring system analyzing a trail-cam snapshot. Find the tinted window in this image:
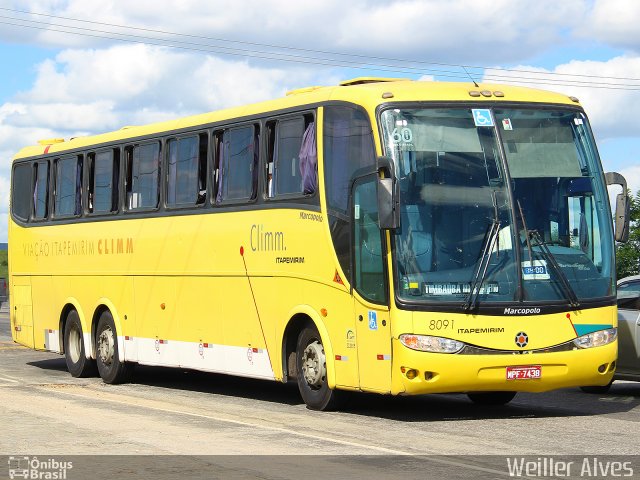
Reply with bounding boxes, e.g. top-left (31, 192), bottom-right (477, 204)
top-left (54, 156), bottom-right (82, 216)
top-left (323, 105), bottom-right (375, 281)
top-left (12, 163), bottom-right (32, 221)
top-left (353, 175), bottom-right (387, 303)
top-left (33, 161), bottom-right (50, 220)
top-left (127, 142), bottom-right (160, 210)
top-left (167, 134), bottom-right (207, 207)
top-left (274, 117), bottom-right (305, 196)
top-left (217, 126), bottom-right (257, 202)
top-left (324, 106), bottom-right (375, 214)
top-left (89, 150), bottom-right (119, 214)
top-left (617, 281), bottom-right (640, 310)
